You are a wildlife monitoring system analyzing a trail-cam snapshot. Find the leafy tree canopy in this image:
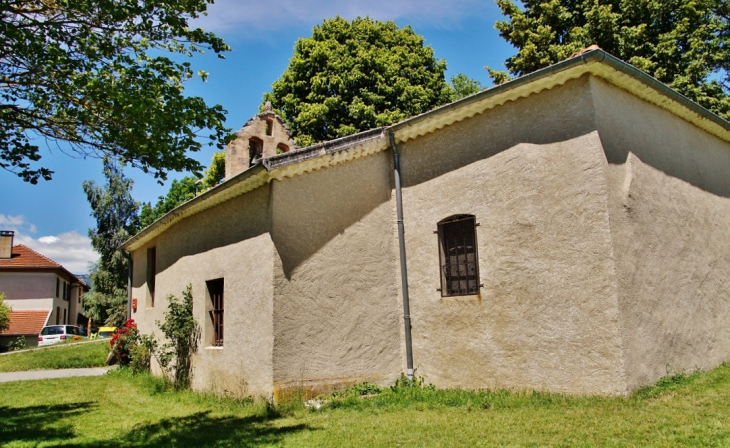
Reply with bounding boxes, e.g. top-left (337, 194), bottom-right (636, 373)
top-left (265, 17), bottom-right (452, 147)
top-left (1, 0), bottom-right (231, 183)
top-left (83, 159), bottom-right (139, 327)
top-left (139, 151), bottom-right (224, 228)
top-left (448, 73), bottom-right (484, 101)
top-left (488, 0), bottom-right (730, 119)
